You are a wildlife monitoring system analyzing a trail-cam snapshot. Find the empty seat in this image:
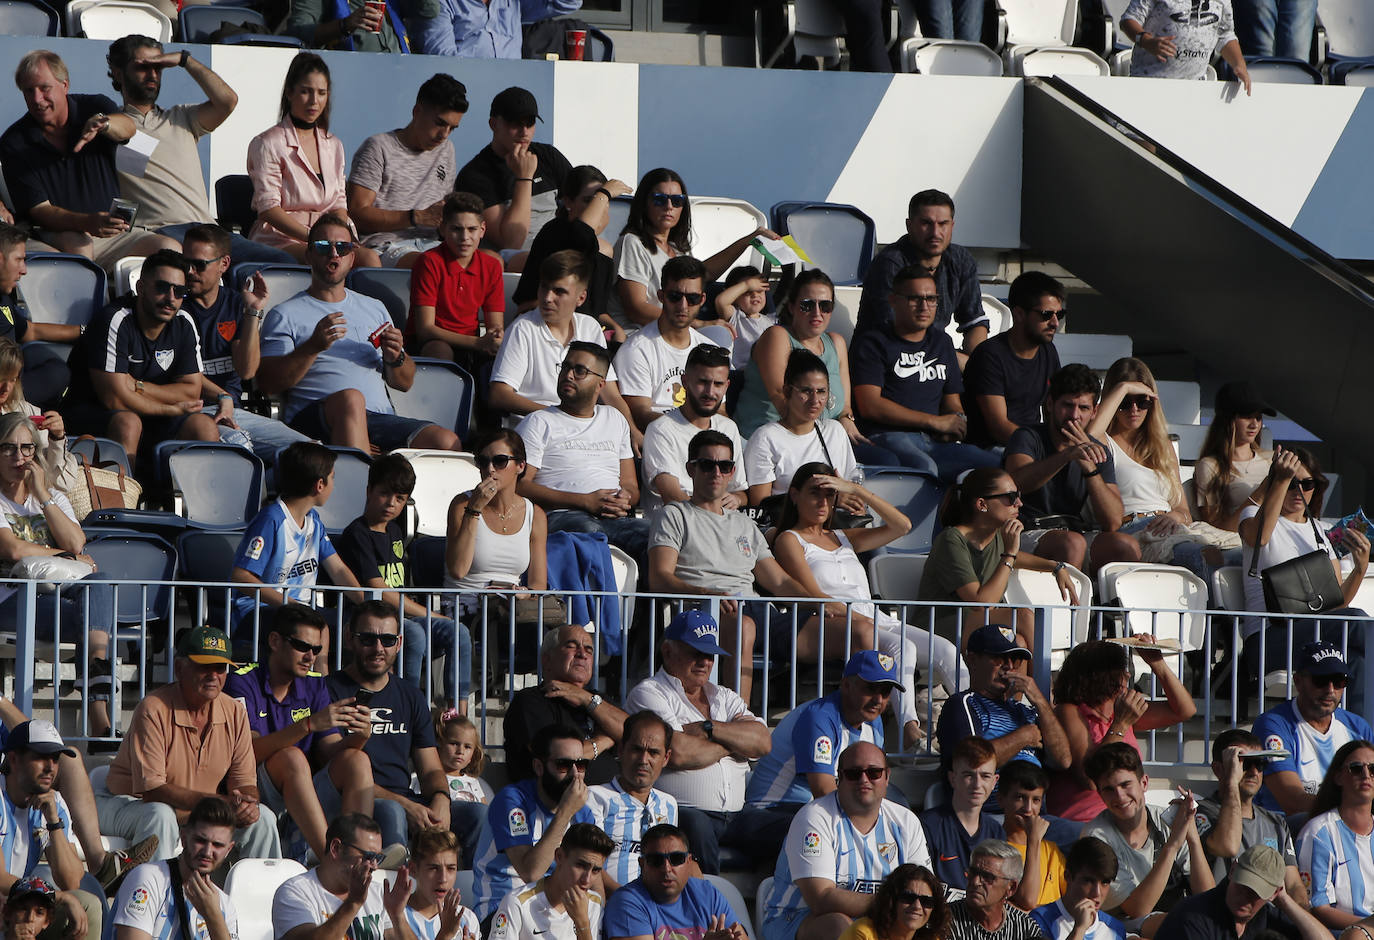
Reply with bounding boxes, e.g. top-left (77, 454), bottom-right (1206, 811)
top-left (165, 443), bottom-right (265, 526)
top-left (21, 253), bottom-right (106, 330)
top-left (1054, 332), bottom-right (1132, 370)
top-left (215, 175), bottom-right (257, 235)
top-left (111, 256), bottom-right (143, 300)
top-left (830, 286), bottom-right (860, 345)
top-left (348, 267), bottom-right (411, 330)
top-left (688, 197), bottom-right (769, 279)
top-left (899, 38), bottom-right (1005, 76)
top-left (1244, 56), bottom-right (1323, 84)
top-left (981, 294), bottom-right (1012, 336)
top-left (1168, 423), bottom-right (1209, 463)
top-left (229, 263), bottom-right (310, 315)
top-left (391, 449), bottom-right (479, 537)
top-left (177, 528), bottom-right (245, 634)
top-left (225, 858), bottom-right (308, 940)
top-left (704, 875), bottom-right (757, 940)
top-left (315, 447), bottom-right (371, 534)
top-left (179, 5), bottom-right (264, 41)
top-left (0, 0), bottom-right (59, 36)
top-left (1003, 565), bottom-right (1093, 669)
top-left (862, 468), bottom-right (943, 554)
top-left (1016, 46), bottom-right (1111, 76)
top-left (387, 358), bottom-right (474, 438)
top-left (867, 551), bottom-right (928, 601)
top-left (1155, 380), bottom-right (1201, 424)
top-left (1001, 0), bottom-right (1111, 74)
top-left (1097, 561), bottom-right (1208, 680)
top-left (770, 202), bottom-right (876, 286)
top-left (71, 0), bottom-right (170, 40)
top-left (84, 532), bottom-right (178, 625)
top-left (1321, 0), bottom-right (1374, 58)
